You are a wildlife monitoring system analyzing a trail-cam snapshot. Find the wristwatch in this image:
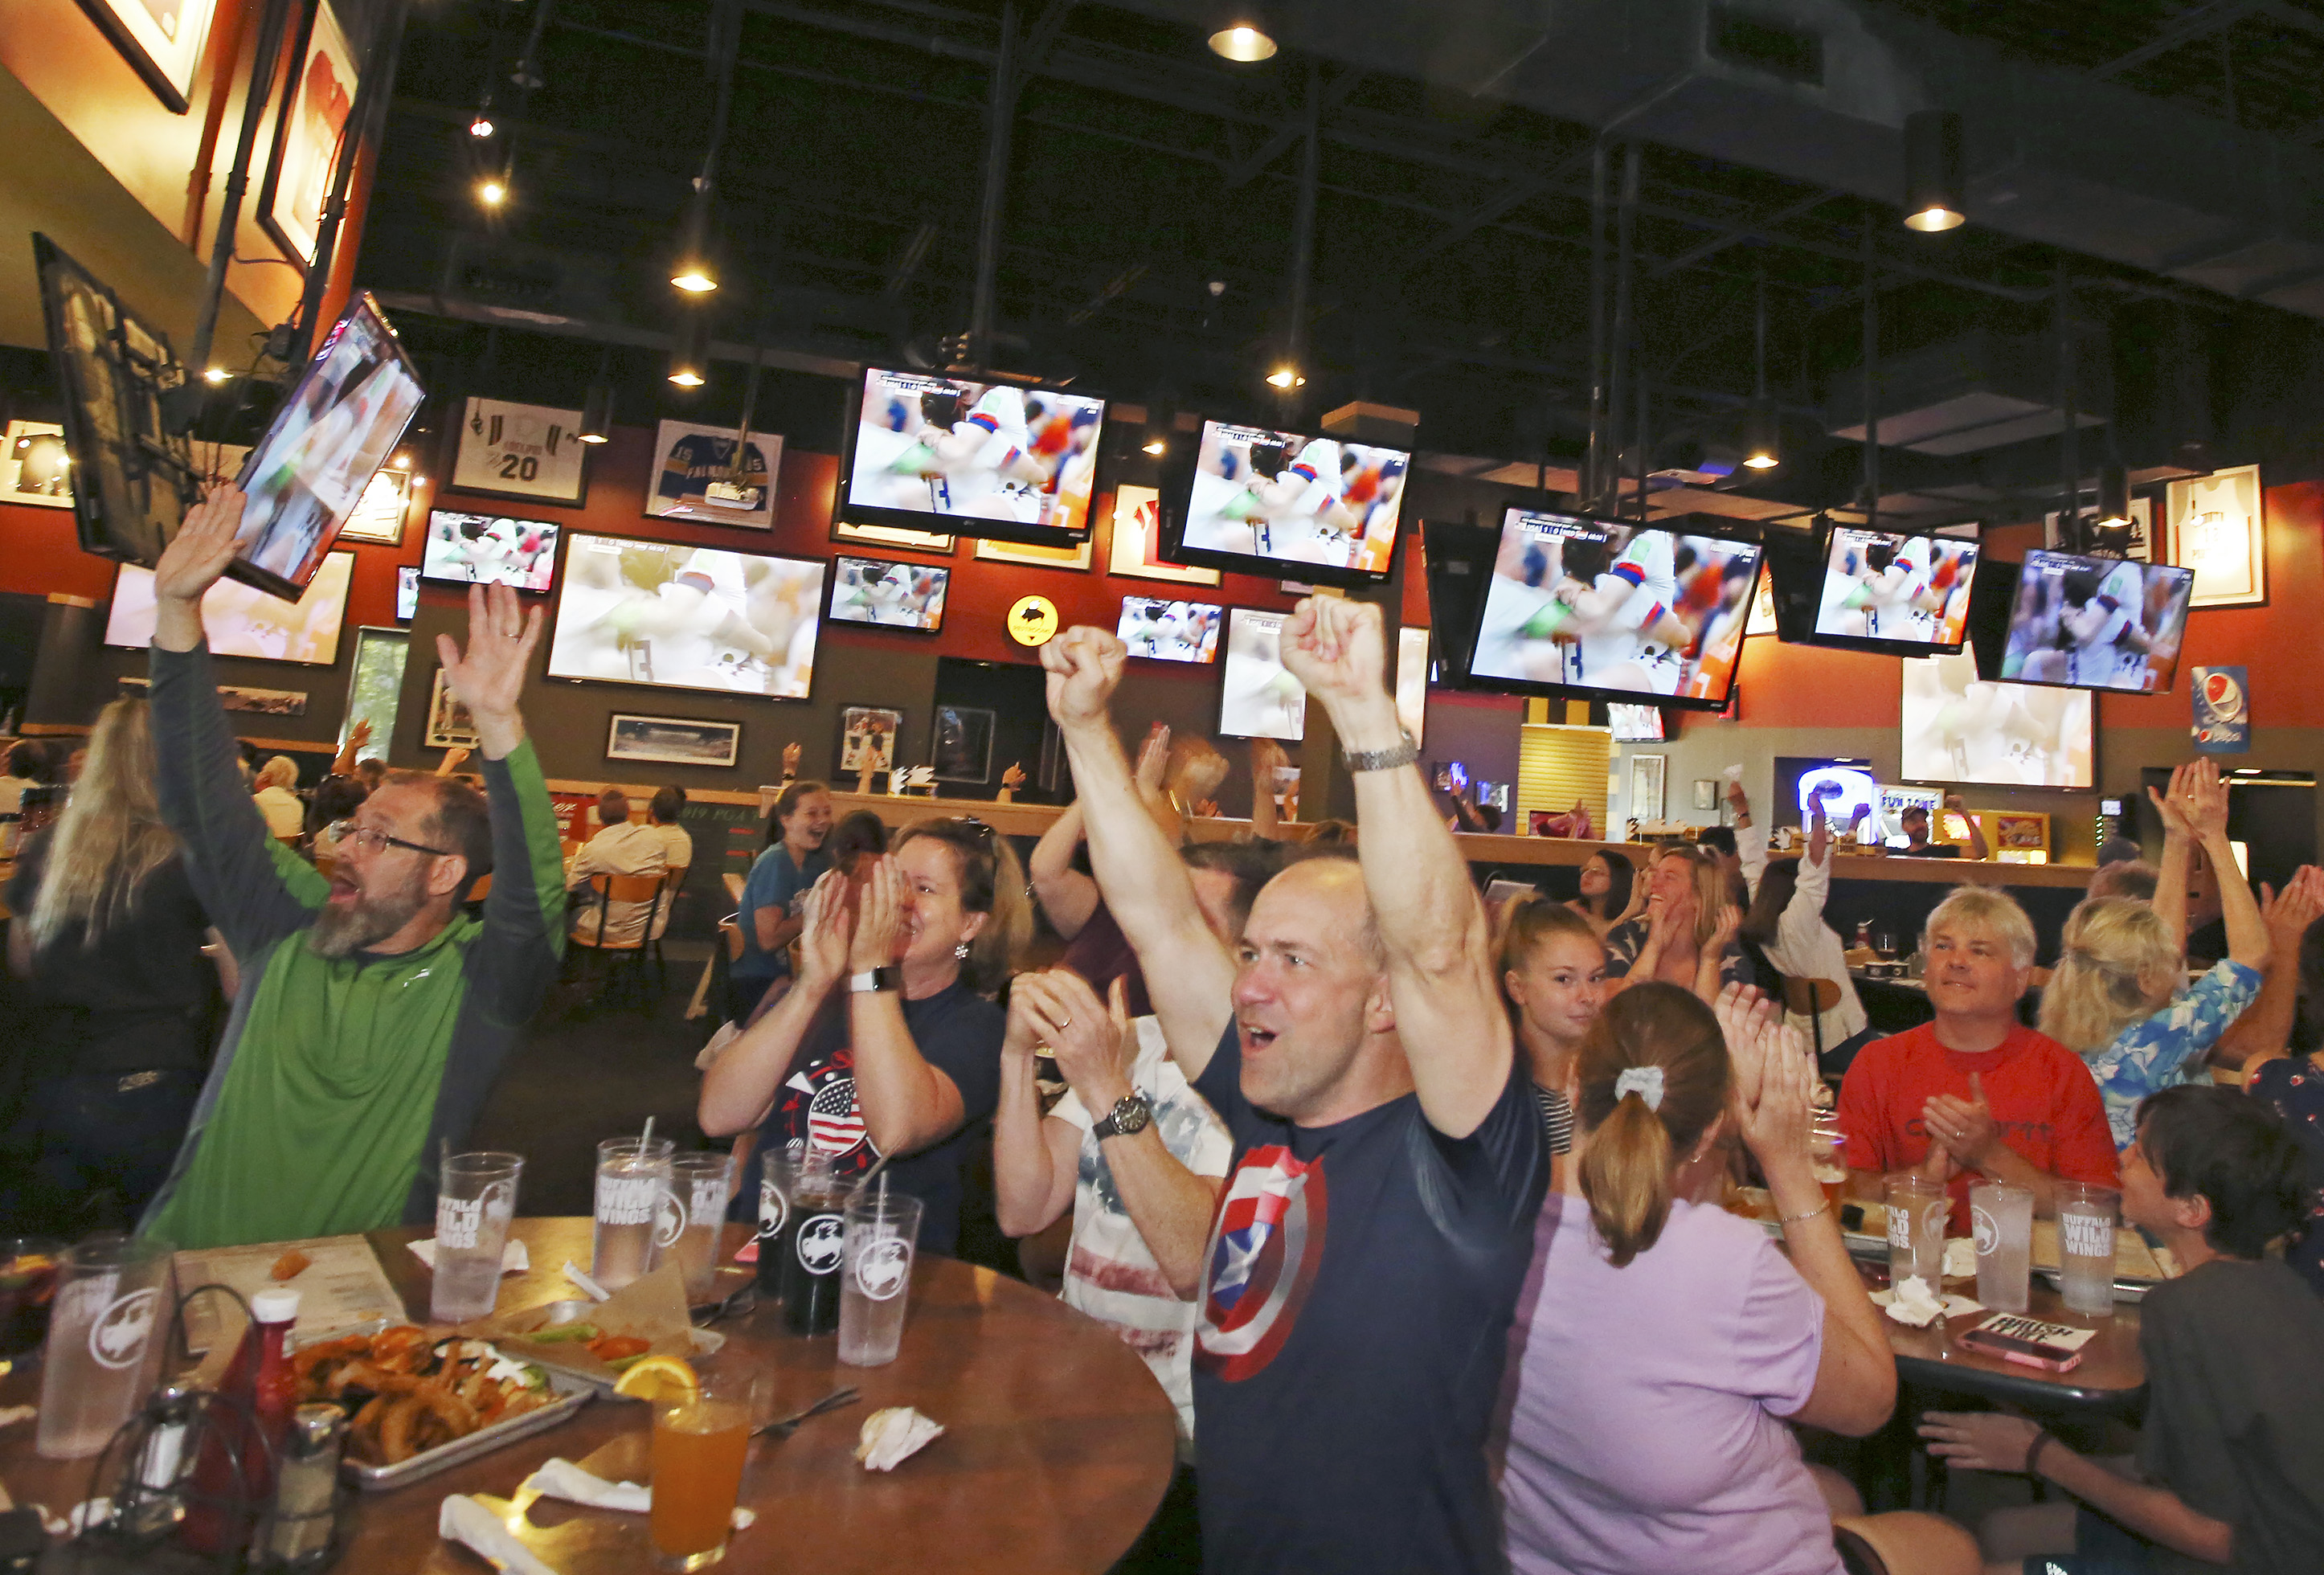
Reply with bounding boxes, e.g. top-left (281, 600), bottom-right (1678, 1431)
top-left (847, 967), bottom-right (901, 994)
top-left (1341, 728), bottom-right (1418, 774)
top-left (1090, 1093), bottom-right (1152, 1141)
